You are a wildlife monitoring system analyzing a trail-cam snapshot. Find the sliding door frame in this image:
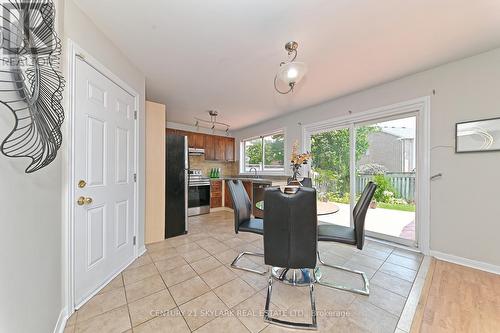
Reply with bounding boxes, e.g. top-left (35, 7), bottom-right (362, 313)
top-left (302, 97), bottom-right (430, 253)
